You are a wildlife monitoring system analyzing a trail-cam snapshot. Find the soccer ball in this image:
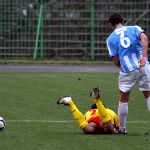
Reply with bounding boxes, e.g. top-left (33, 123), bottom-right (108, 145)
top-left (0, 117), bottom-right (6, 130)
